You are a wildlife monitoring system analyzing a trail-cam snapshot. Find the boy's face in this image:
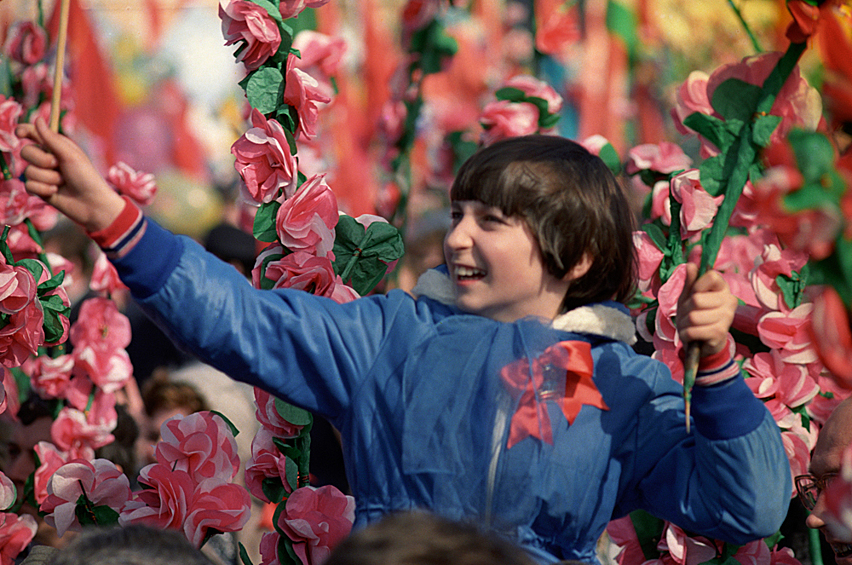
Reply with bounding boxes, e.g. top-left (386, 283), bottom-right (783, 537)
top-left (443, 200), bottom-right (569, 322)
